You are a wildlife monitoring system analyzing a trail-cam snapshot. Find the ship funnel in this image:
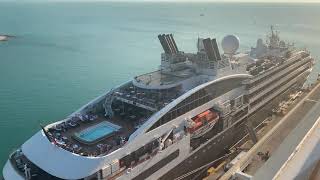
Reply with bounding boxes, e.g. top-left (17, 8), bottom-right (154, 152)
top-left (165, 34), bottom-right (176, 54)
top-left (203, 38), bottom-right (217, 61)
top-left (158, 34), bottom-right (171, 54)
top-left (169, 34), bottom-right (179, 53)
top-left (197, 38), bottom-right (205, 52)
top-left (158, 34), bottom-right (179, 54)
top-left (211, 38), bottom-right (221, 60)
